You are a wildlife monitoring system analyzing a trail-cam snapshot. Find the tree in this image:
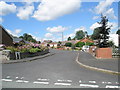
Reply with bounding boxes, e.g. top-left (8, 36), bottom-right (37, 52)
top-left (75, 42), bottom-right (85, 47)
top-left (97, 14), bottom-right (112, 48)
top-left (75, 30), bottom-right (85, 40)
top-left (116, 29), bottom-right (120, 35)
top-left (91, 27), bottom-right (101, 40)
top-left (65, 42), bottom-right (72, 47)
top-left (19, 33), bottom-right (37, 43)
top-left (108, 41), bottom-right (114, 47)
top-left (58, 41), bottom-right (62, 44)
top-left (67, 37), bottom-right (72, 41)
